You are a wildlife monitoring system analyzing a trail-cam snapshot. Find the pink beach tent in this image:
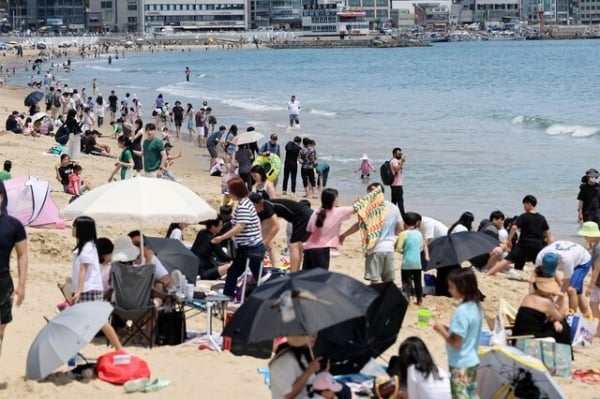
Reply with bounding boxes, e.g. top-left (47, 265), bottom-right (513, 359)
top-left (5, 176), bottom-right (65, 229)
